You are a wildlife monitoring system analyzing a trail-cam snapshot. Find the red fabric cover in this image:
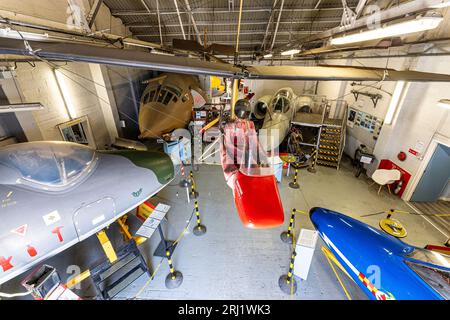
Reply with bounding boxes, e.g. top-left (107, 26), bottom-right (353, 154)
top-left (233, 171), bottom-right (284, 228)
